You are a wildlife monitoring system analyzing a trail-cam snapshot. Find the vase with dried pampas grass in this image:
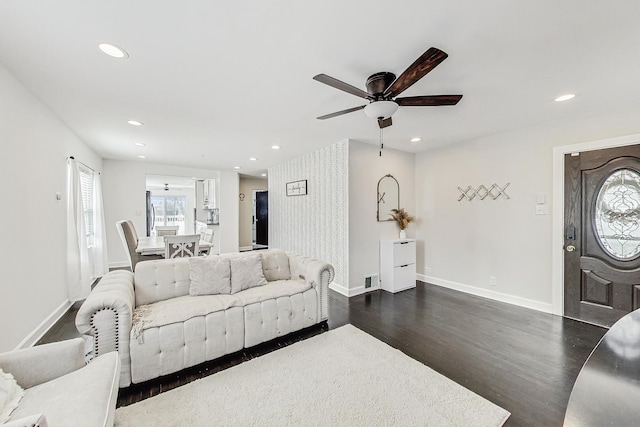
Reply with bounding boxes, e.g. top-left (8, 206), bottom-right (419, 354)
top-left (390, 208), bottom-right (415, 239)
